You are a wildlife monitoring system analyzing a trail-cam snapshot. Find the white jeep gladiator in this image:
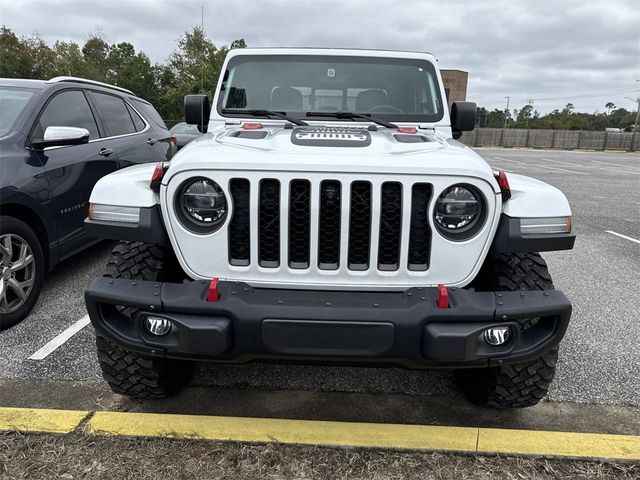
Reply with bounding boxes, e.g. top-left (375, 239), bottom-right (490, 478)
top-left (84, 48), bottom-right (575, 407)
